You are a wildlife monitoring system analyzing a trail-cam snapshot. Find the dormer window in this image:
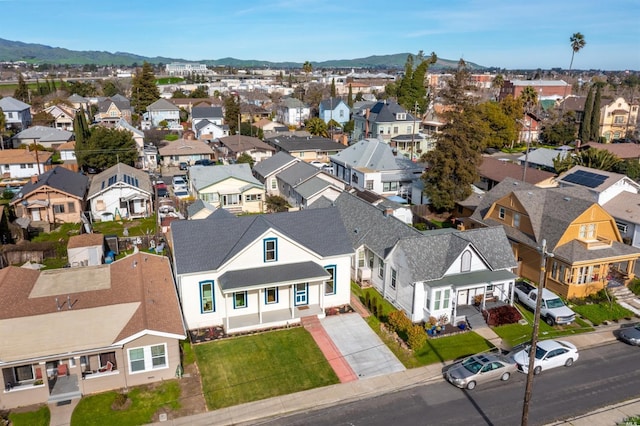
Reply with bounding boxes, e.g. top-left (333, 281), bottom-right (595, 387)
top-left (396, 113), bottom-right (406, 120)
top-left (498, 207), bottom-right (506, 220)
top-left (579, 224), bottom-right (596, 240)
